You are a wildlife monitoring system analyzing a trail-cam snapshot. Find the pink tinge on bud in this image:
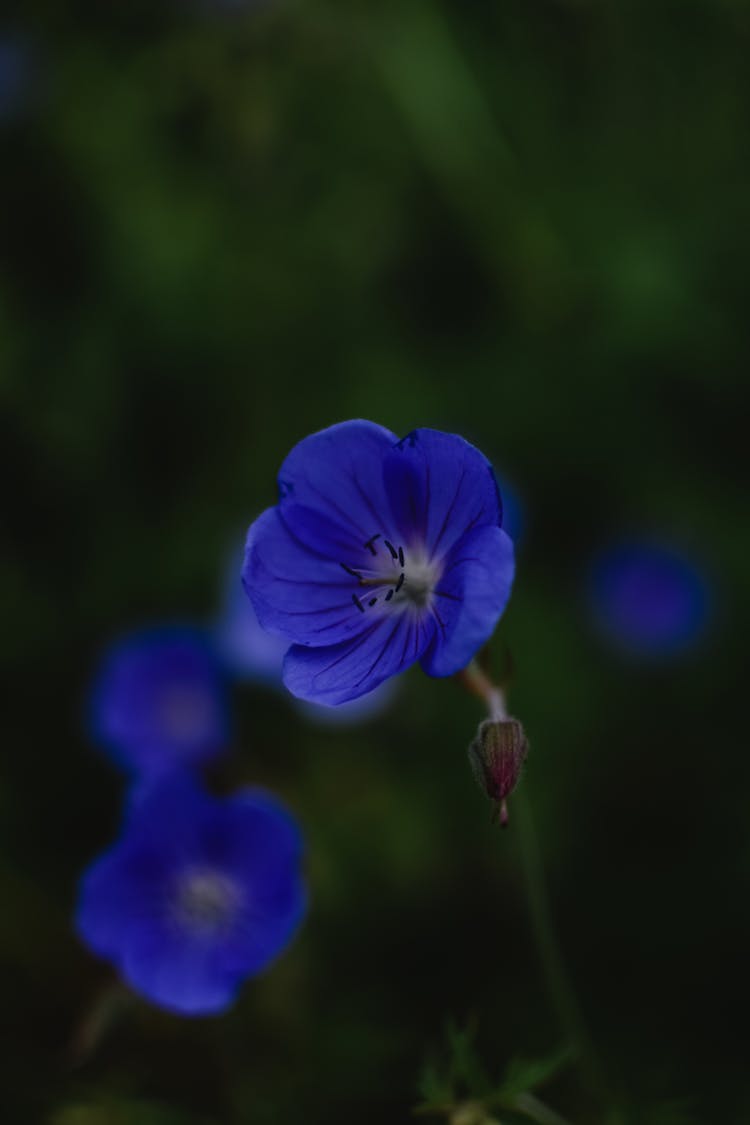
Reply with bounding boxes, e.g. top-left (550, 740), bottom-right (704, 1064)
top-left (467, 717), bottom-right (528, 824)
